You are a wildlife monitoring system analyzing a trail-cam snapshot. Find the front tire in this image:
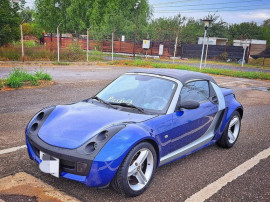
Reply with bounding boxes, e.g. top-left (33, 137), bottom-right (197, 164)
top-left (217, 111), bottom-right (241, 148)
top-left (111, 142), bottom-right (157, 197)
